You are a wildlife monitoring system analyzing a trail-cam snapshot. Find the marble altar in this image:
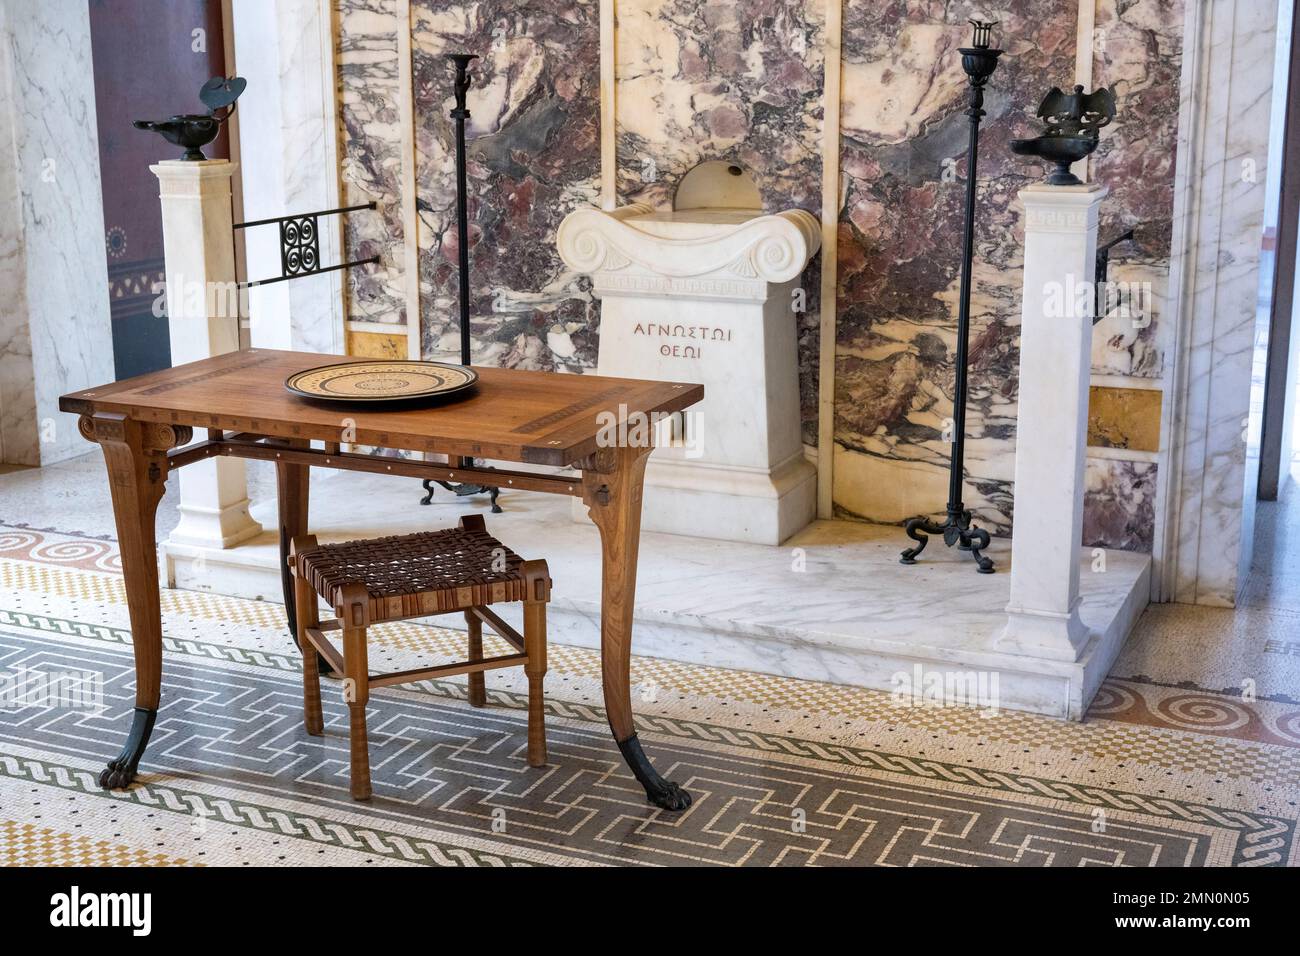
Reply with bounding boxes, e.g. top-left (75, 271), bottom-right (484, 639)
top-left (558, 165), bottom-right (820, 544)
